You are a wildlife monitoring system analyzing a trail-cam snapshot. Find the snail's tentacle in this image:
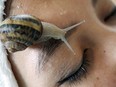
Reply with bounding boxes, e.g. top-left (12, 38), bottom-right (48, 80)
top-left (61, 36), bottom-right (76, 55)
top-left (63, 20), bottom-right (85, 32)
